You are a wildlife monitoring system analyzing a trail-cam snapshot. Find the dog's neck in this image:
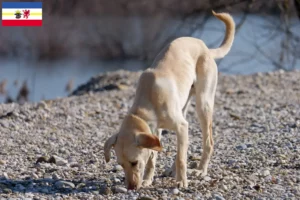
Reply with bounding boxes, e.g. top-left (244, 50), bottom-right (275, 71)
top-left (122, 113), bottom-right (153, 134)
top-left (128, 107), bottom-right (157, 134)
